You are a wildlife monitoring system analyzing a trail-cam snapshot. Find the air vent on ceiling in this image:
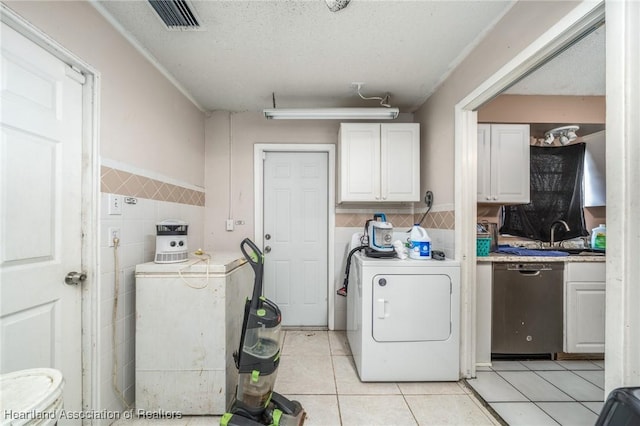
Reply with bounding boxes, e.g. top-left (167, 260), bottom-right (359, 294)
top-left (148, 0), bottom-right (200, 30)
